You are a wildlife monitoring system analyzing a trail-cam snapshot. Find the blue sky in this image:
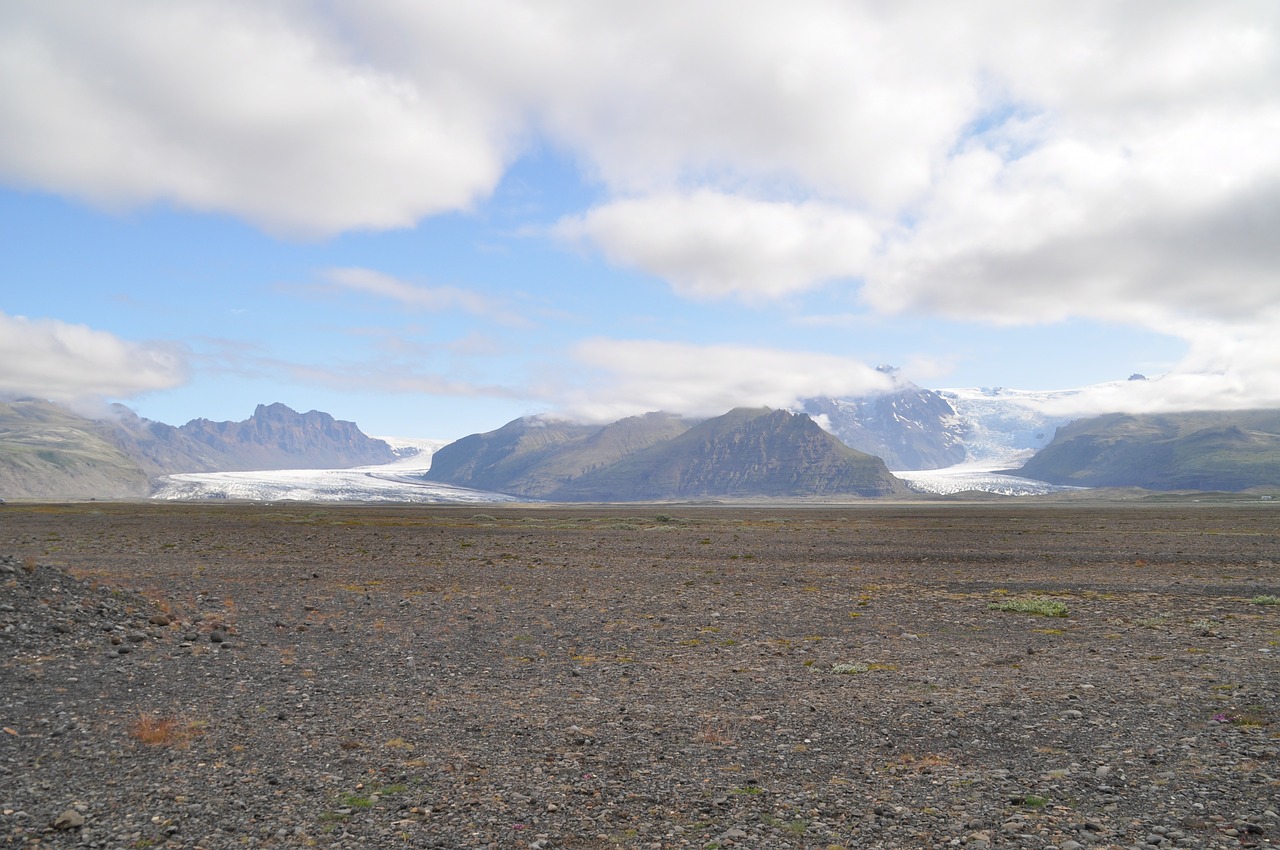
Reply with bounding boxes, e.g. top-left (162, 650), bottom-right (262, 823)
top-left (2, 2), bottom-right (1278, 440)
